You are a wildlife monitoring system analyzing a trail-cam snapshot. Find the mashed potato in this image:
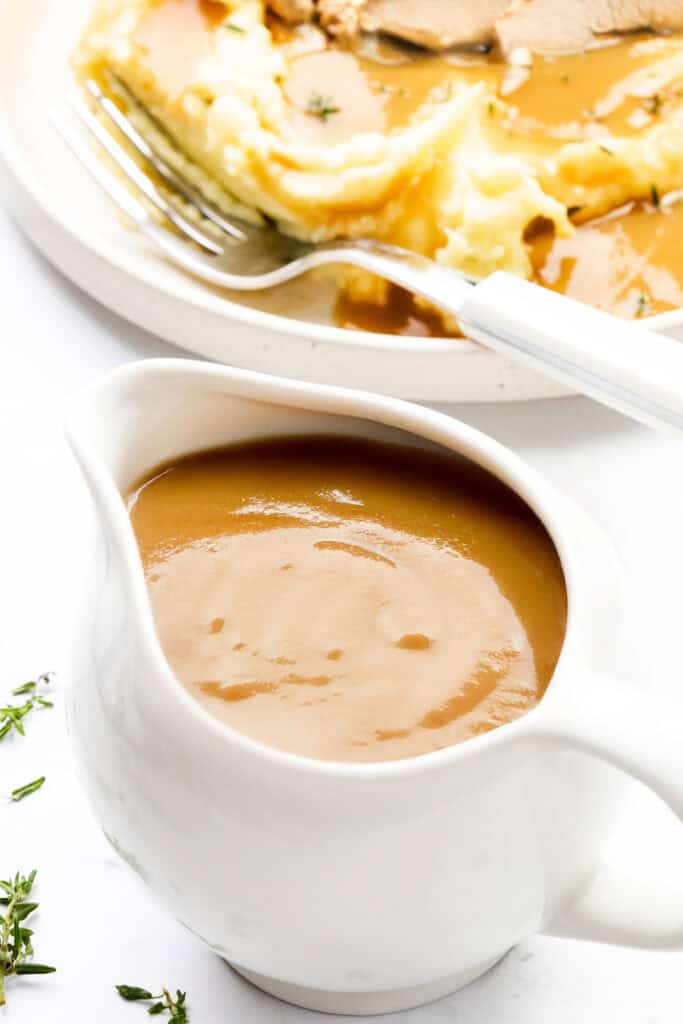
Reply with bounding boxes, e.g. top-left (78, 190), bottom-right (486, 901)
top-left (74, 0), bottom-right (683, 315)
